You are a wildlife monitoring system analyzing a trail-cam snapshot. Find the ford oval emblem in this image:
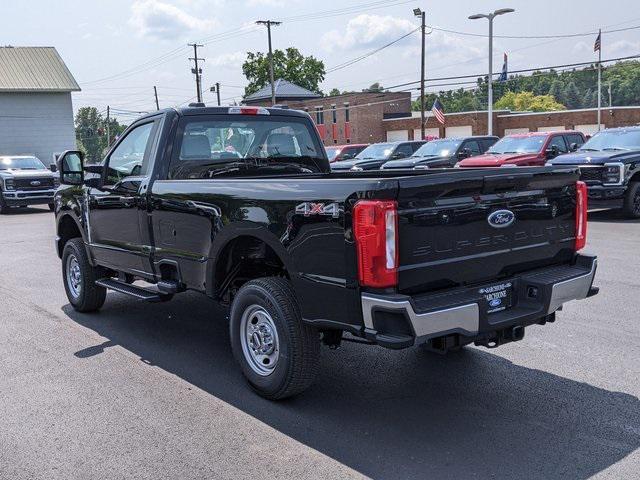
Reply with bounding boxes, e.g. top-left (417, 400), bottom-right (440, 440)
top-left (30, 180), bottom-right (41, 186)
top-left (489, 298), bottom-right (502, 308)
top-left (488, 209), bottom-right (515, 228)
